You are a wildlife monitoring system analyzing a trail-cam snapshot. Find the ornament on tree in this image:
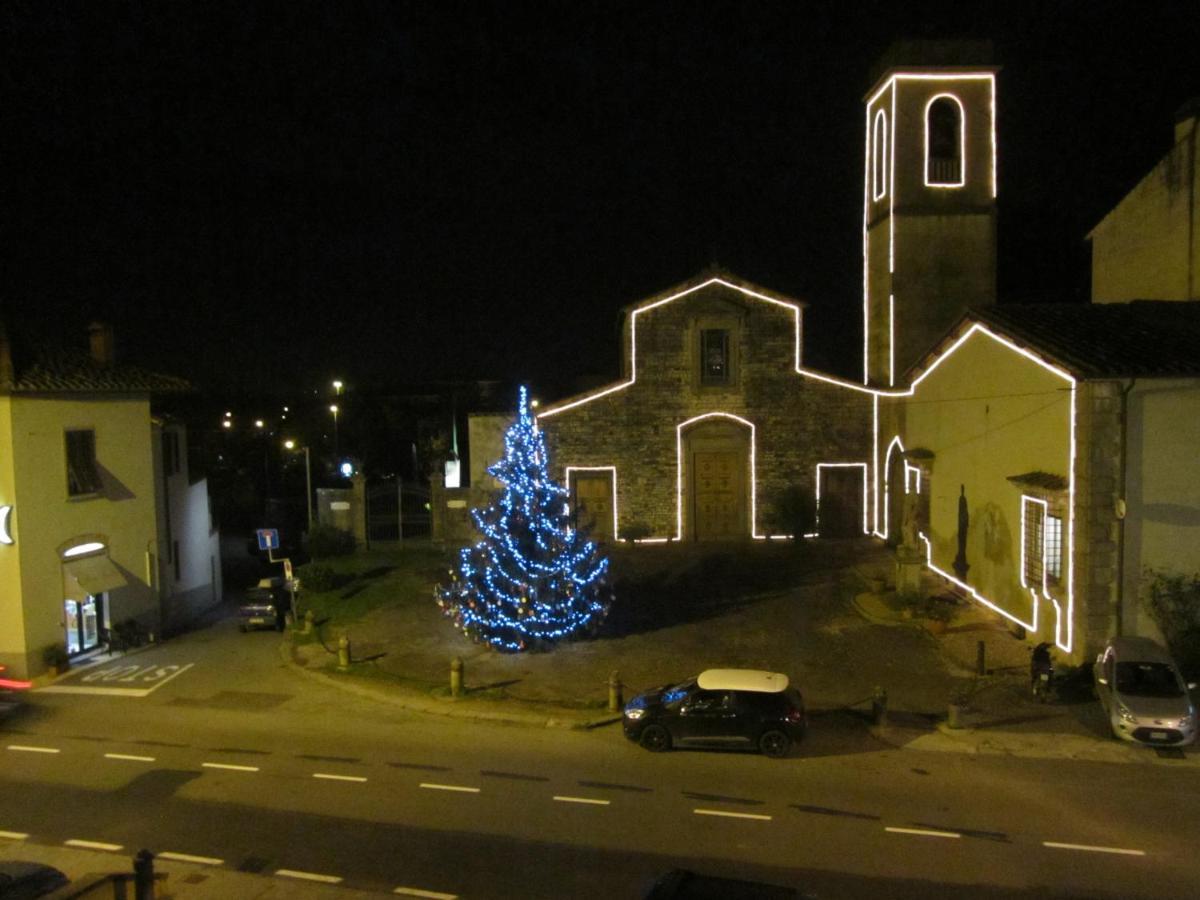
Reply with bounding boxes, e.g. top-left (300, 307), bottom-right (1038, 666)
top-left (435, 386), bottom-right (613, 652)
